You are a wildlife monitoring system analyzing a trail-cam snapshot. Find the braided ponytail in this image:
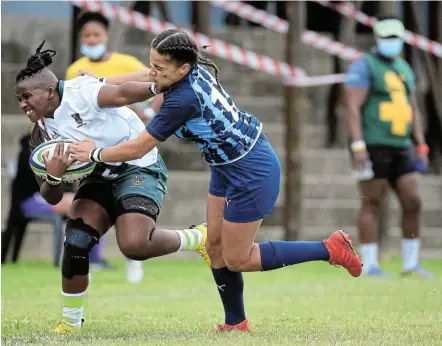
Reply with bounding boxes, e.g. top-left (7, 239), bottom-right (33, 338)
top-left (197, 46), bottom-right (220, 84)
top-left (151, 29), bottom-right (221, 83)
top-left (16, 40), bottom-right (57, 83)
